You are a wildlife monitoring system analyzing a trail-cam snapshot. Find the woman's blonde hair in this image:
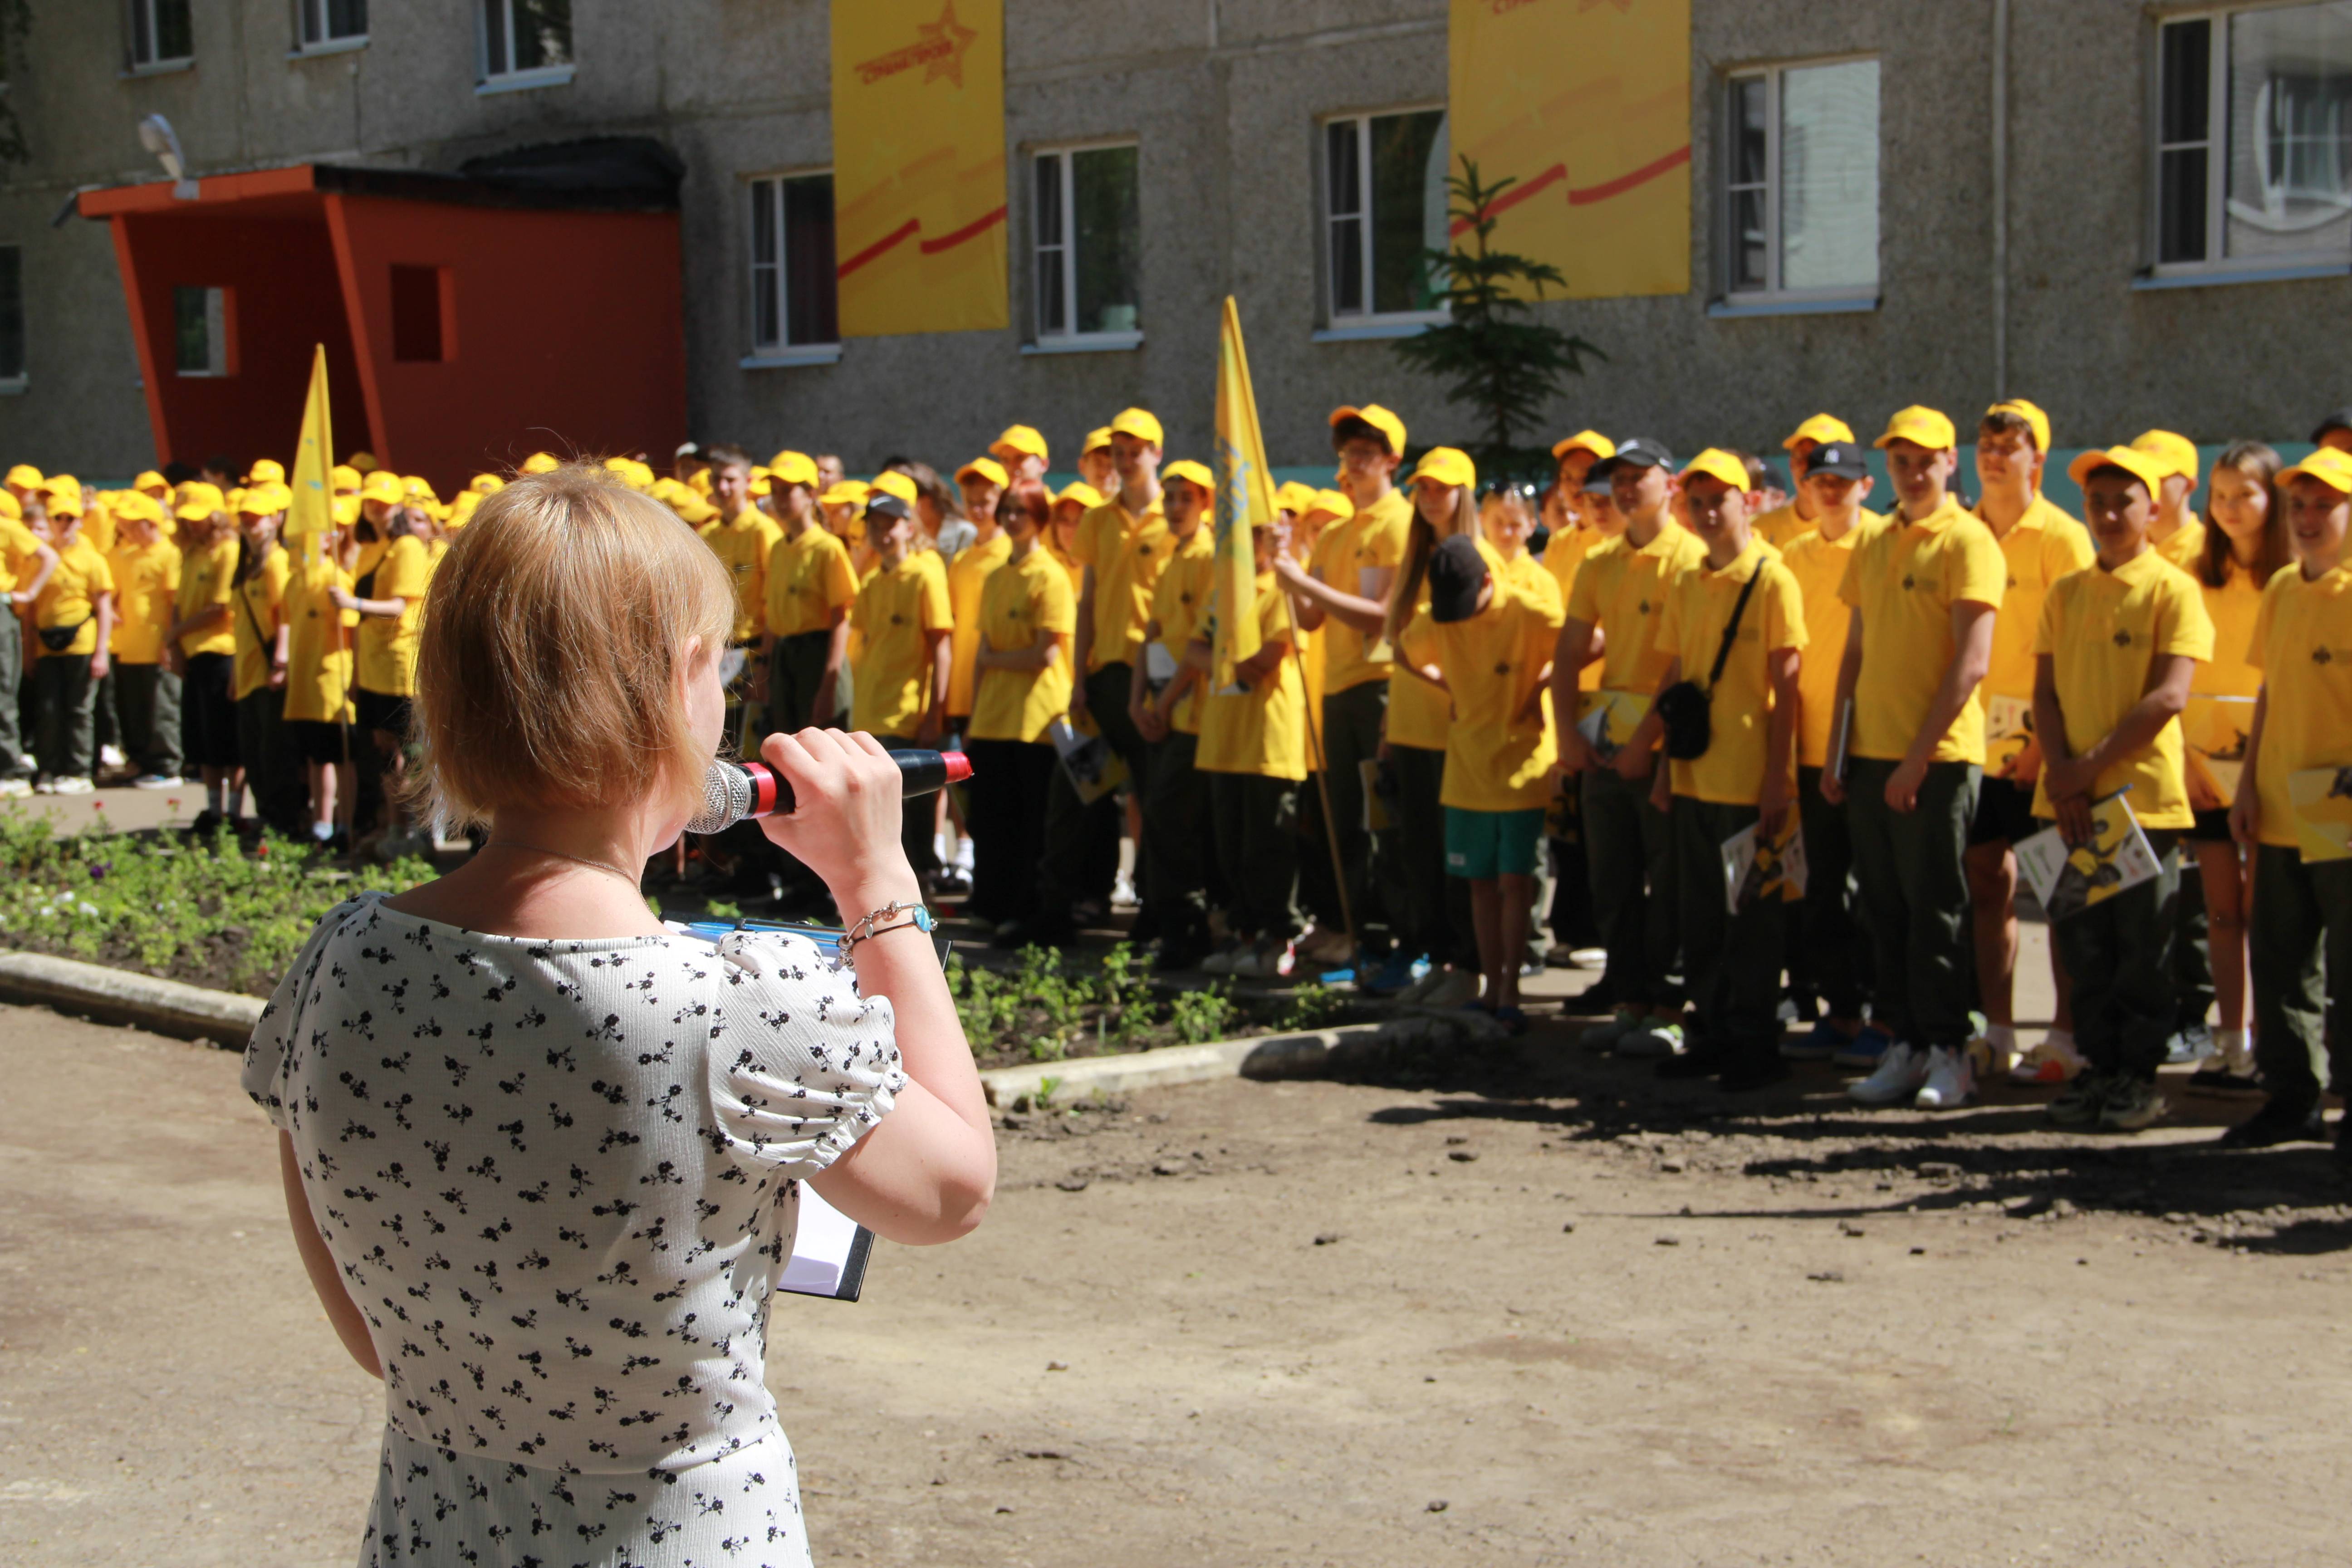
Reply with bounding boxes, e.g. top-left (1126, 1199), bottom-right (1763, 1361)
top-left (1386, 481), bottom-right (1480, 644)
top-left (412, 463), bottom-right (735, 828)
